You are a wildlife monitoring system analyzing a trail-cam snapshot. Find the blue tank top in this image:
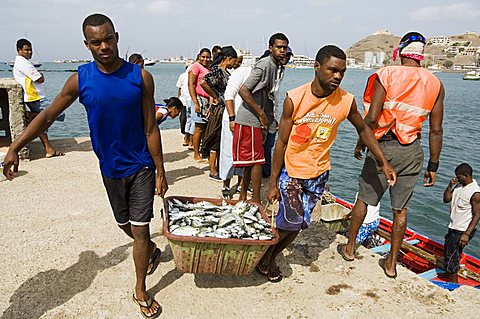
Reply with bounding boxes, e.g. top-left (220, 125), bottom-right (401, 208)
top-left (78, 61), bottom-right (154, 178)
